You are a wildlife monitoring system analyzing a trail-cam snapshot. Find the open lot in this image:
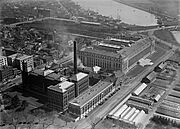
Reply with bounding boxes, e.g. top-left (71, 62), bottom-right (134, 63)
top-left (154, 30), bottom-right (180, 47)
